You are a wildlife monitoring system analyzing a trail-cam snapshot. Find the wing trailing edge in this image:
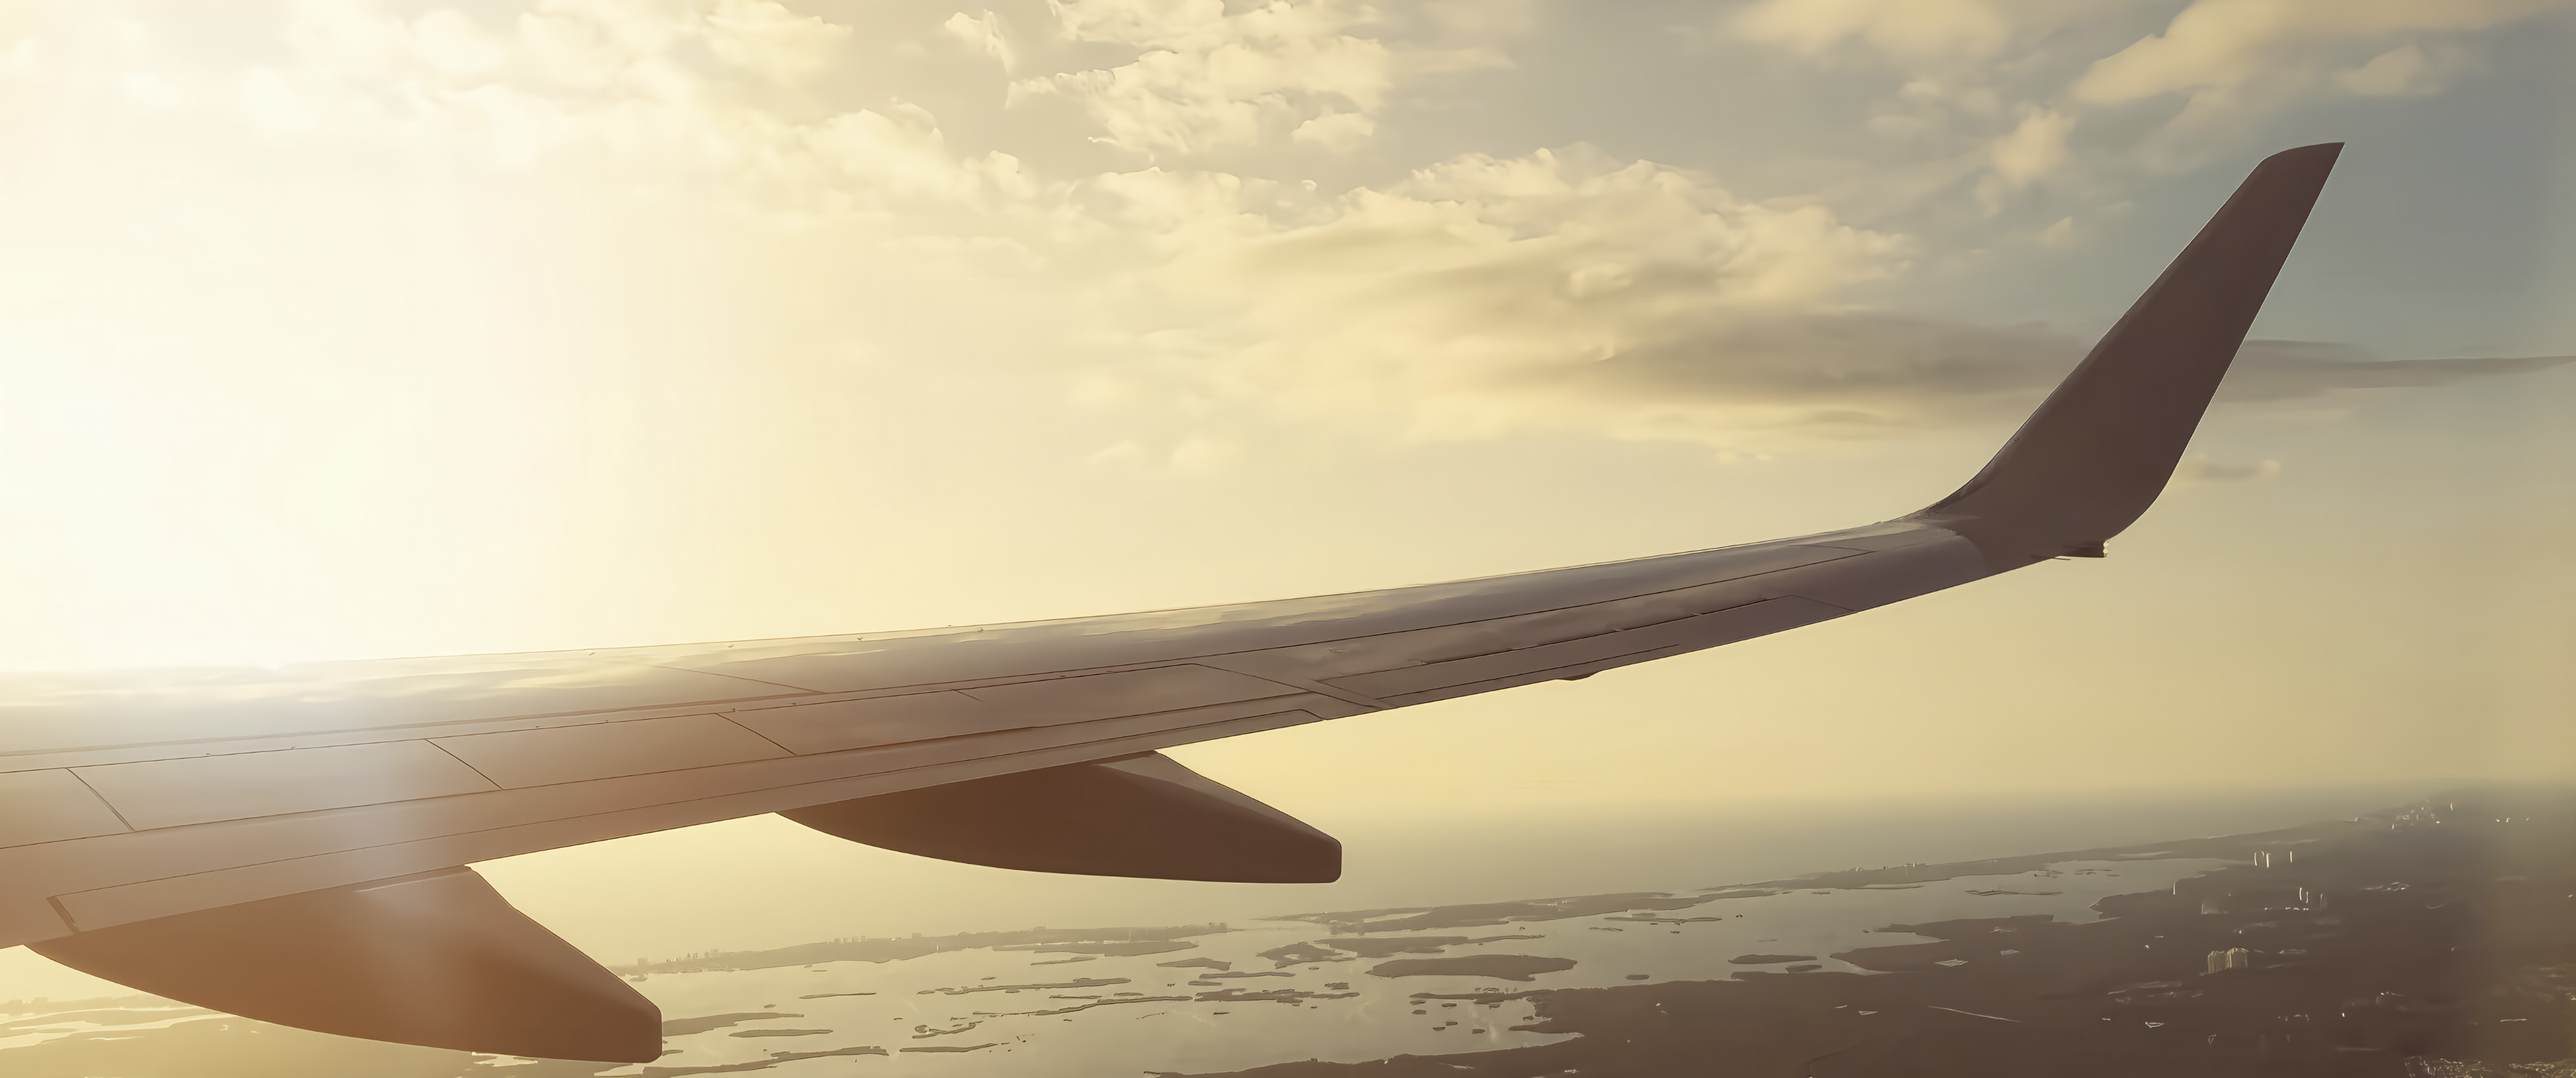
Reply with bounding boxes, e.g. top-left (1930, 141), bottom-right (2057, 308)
top-left (1912, 142), bottom-right (2343, 567)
